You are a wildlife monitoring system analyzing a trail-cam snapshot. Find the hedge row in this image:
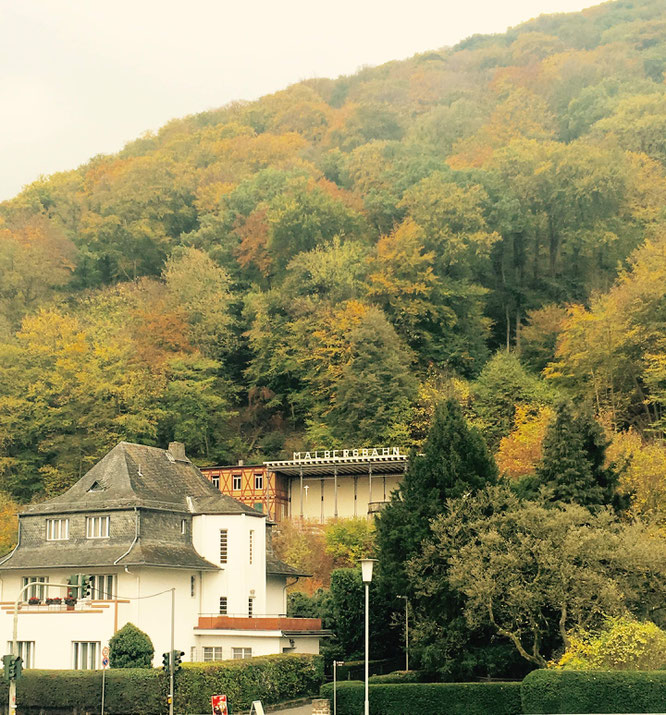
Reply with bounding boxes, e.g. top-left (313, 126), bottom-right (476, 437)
top-left (0, 654), bottom-right (323, 714)
top-left (320, 680), bottom-right (523, 715)
top-left (521, 669), bottom-right (666, 714)
top-left (176, 654), bottom-right (324, 712)
top-left (336, 657), bottom-right (404, 681)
